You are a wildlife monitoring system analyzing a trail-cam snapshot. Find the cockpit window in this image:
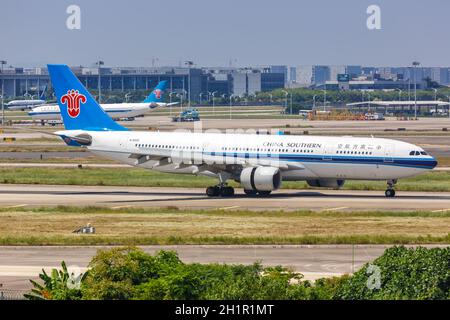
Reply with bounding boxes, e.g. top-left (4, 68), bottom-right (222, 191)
top-left (410, 150), bottom-right (428, 156)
